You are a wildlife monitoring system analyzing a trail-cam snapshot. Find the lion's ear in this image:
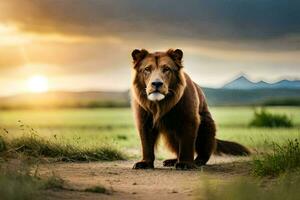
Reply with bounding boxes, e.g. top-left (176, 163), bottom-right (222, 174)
top-left (167, 49), bottom-right (183, 62)
top-left (131, 49), bottom-right (148, 63)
